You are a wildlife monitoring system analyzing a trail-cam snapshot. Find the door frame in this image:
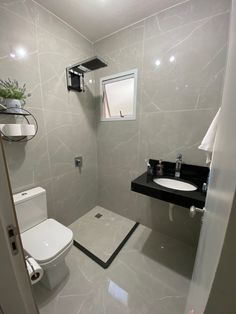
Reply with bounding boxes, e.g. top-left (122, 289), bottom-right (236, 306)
top-left (0, 138), bottom-right (38, 314)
